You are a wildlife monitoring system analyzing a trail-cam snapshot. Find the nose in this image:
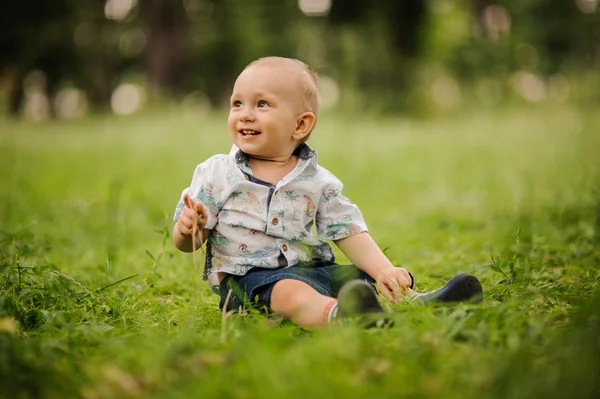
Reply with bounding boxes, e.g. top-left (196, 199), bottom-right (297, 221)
top-left (239, 106), bottom-right (255, 122)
